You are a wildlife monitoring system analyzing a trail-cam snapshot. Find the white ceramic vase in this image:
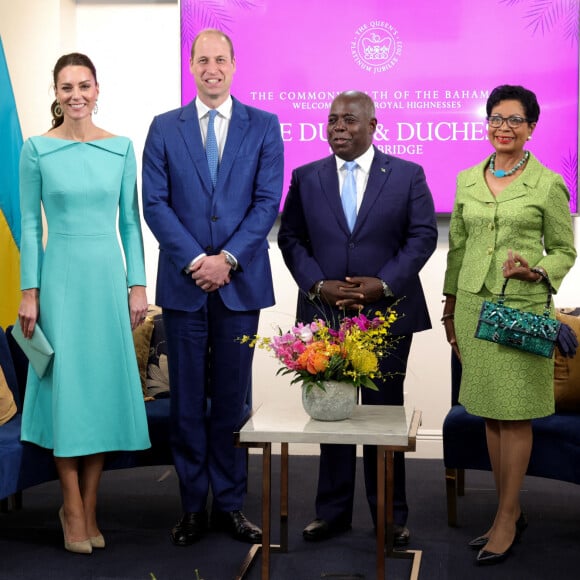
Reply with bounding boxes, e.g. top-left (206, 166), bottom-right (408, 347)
top-left (301, 380), bottom-right (357, 421)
